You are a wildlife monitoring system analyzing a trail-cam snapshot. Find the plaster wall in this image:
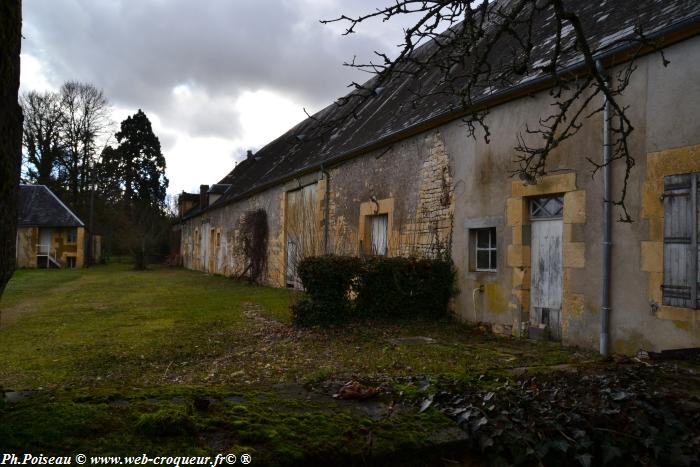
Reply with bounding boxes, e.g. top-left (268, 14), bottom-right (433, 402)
top-left (180, 34), bottom-right (700, 352)
top-left (448, 34), bottom-right (700, 352)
